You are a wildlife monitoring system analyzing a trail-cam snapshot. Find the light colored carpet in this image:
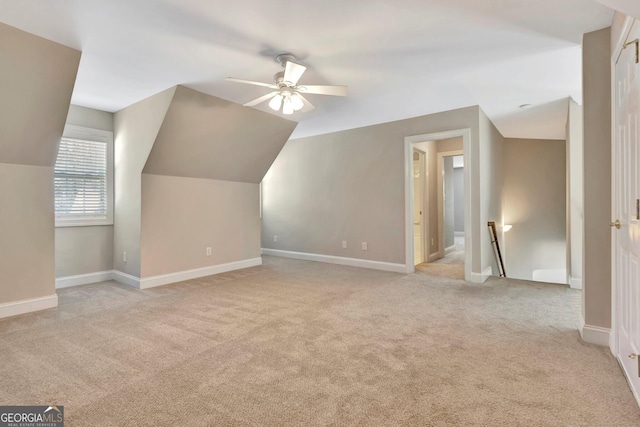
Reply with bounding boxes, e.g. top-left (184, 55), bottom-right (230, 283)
top-left (0, 256), bottom-right (638, 426)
